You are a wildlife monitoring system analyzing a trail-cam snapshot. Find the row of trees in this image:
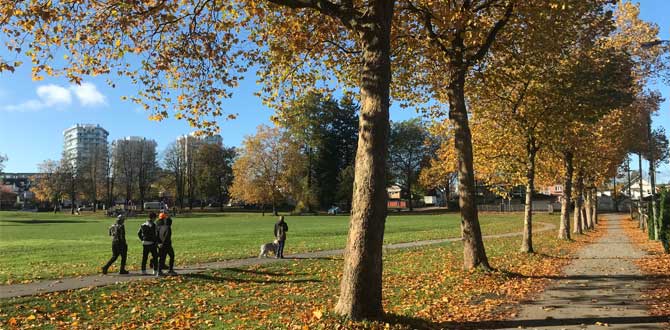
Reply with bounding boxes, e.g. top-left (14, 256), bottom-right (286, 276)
top-left (31, 137), bottom-right (236, 213)
top-left (229, 94), bottom-right (435, 214)
top-left (3, 0), bottom-right (669, 320)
